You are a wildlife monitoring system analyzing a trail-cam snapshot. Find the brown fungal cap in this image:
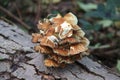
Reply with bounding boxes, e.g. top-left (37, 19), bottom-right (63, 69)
top-left (34, 45), bottom-right (52, 54)
top-left (32, 12), bottom-right (90, 67)
top-left (64, 12), bottom-right (78, 25)
top-left (32, 33), bottom-right (42, 43)
top-left (44, 59), bottom-right (59, 67)
top-left (53, 43), bottom-right (87, 56)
